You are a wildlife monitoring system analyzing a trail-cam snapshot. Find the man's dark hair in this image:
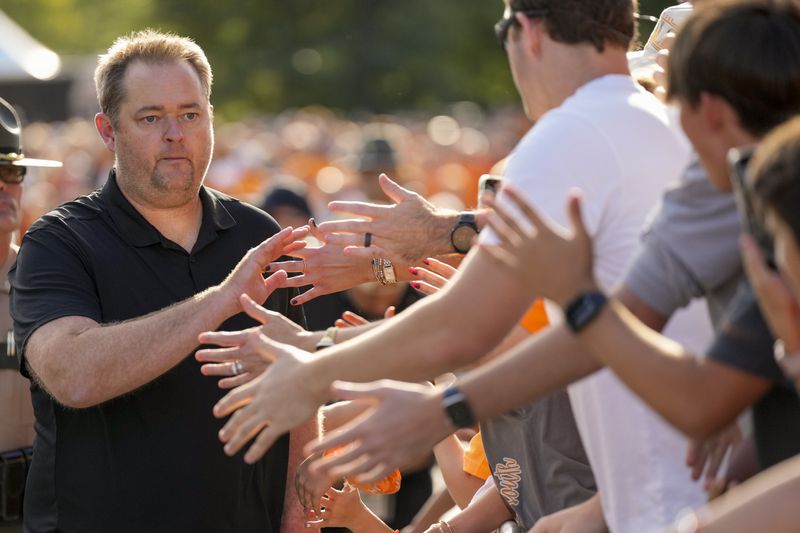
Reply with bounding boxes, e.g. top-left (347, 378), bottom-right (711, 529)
top-left (668, 0), bottom-right (800, 137)
top-left (750, 115), bottom-right (800, 241)
top-left (509, 0), bottom-right (635, 52)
